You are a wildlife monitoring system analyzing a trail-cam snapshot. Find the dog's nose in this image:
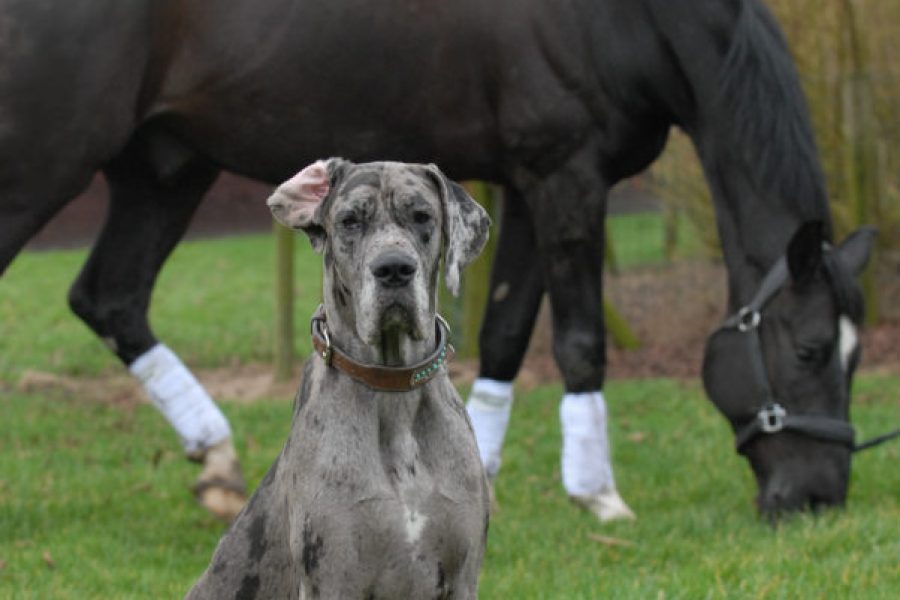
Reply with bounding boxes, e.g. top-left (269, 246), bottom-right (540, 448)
top-left (371, 253), bottom-right (417, 288)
